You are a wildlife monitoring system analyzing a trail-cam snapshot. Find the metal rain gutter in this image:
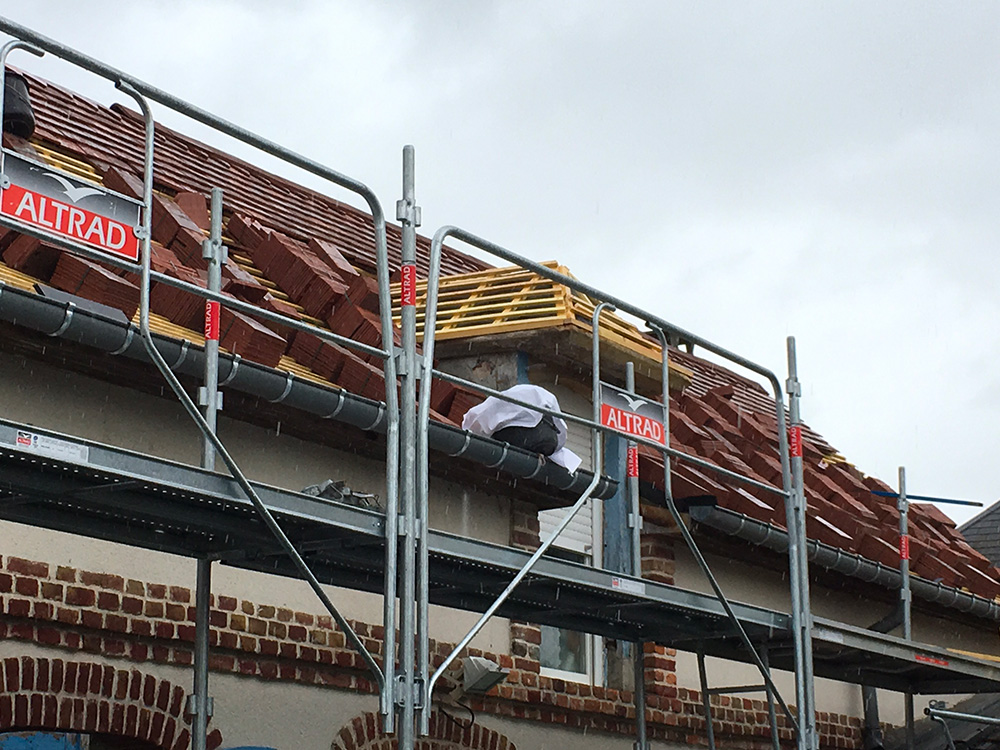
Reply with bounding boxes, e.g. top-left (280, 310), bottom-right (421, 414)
top-left (0, 282), bottom-right (617, 500)
top-left (689, 505), bottom-right (1000, 622)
